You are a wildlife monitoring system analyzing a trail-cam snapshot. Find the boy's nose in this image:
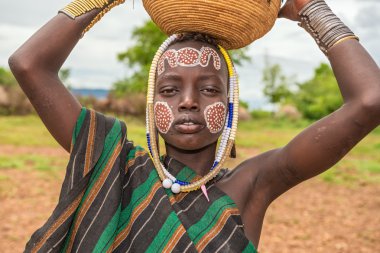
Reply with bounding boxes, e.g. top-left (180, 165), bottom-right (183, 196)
top-left (178, 91), bottom-right (200, 112)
